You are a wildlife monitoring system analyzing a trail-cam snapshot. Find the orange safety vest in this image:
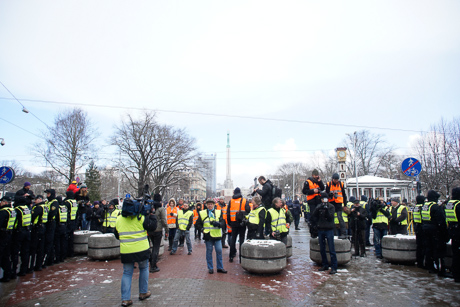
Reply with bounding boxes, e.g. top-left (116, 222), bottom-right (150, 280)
top-left (306, 179), bottom-right (321, 201)
top-left (218, 203), bottom-right (228, 221)
top-left (327, 181), bottom-right (344, 203)
top-left (229, 198), bottom-right (247, 222)
top-left (166, 206), bottom-right (178, 225)
top-left (193, 209), bottom-right (199, 225)
top-left (249, 203), bottom-right (254, 211)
